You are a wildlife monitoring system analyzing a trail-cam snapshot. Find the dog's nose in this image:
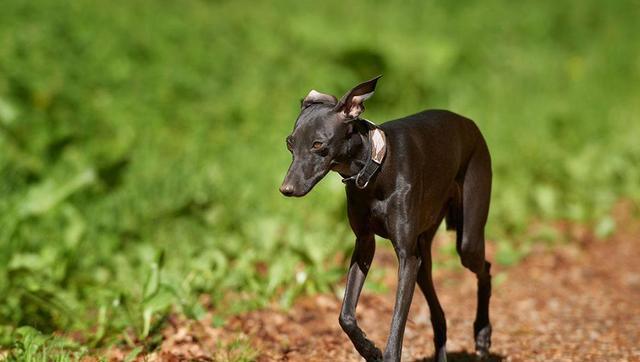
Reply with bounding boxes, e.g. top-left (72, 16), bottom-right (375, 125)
top-left (280, 184), bottom-right (294, 196)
